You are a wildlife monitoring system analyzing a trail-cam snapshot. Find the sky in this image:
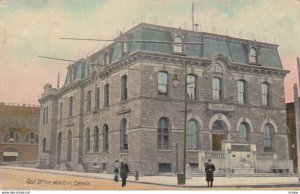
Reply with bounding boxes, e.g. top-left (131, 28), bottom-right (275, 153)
top-left (0, 0), bottom-right (300, 105)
